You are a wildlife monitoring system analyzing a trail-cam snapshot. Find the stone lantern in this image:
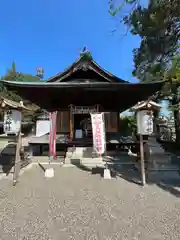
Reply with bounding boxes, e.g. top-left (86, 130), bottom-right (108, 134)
top-left (131, 100), bottom-right (162, 186)
top-left (131, 100), bottom-right (162, 139)
top-left (0, 98), bottom-right (31, 136)
top-left (0, 97), bottom-right (32, 185)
